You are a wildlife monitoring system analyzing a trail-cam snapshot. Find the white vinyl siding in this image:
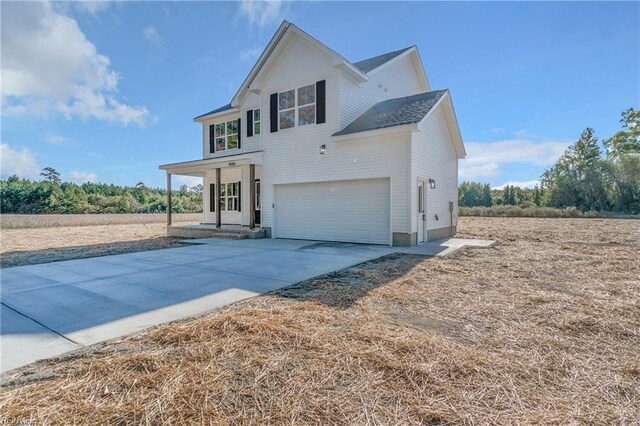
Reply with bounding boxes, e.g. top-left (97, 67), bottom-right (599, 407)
top-left (255, 37), bottom-right (411, 236)
top-left (275, 178), bottom-right (390, 244)
top-left (340, 54), bottom-right (424, 128)
top-left (411, 105), bottom-right (459, 235)
top-left (196, 35), bottom-right (452, 242)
